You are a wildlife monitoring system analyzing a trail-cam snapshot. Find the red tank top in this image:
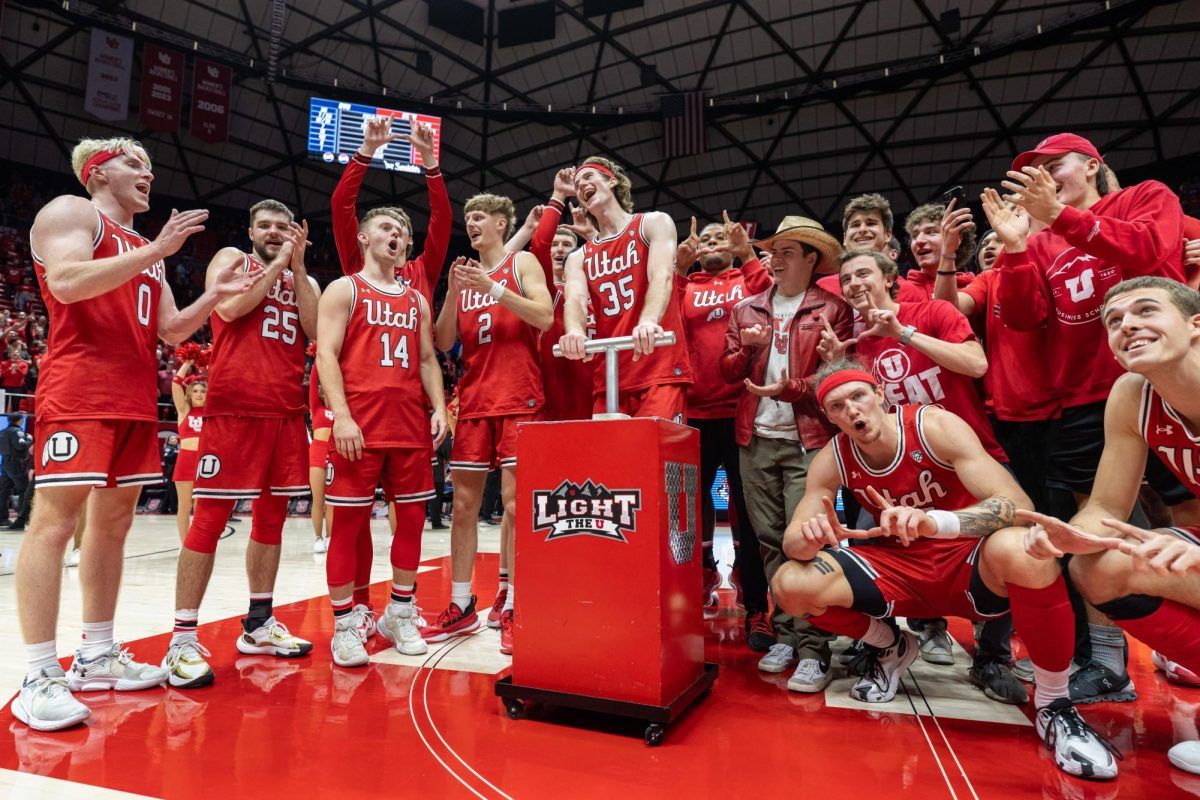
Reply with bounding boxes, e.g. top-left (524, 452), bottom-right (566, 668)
top-left (832, 404), bottom-right (978, 547)
top-left (455, 253), bottom-right (543, 420)
top-left (338, 274), bottom-right (428, 448)
top-left (581, 213), bottom-right (692, 394)
top-left (204, 254), bottom-right (306, 417)
top-left (32, 206), bottom-right (164, 421)
top-left (178, 406), bottom-right (204, 438)
top-left (308, 361), bottom-right (334, 430)
top-left (1140, 380), bottom-right (1200, 498)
